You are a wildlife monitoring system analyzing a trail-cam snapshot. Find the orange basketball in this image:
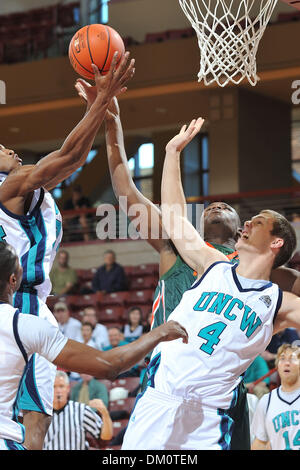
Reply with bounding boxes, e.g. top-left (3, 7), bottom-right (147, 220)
top-left (68, 24), bottom-right (125, 80)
